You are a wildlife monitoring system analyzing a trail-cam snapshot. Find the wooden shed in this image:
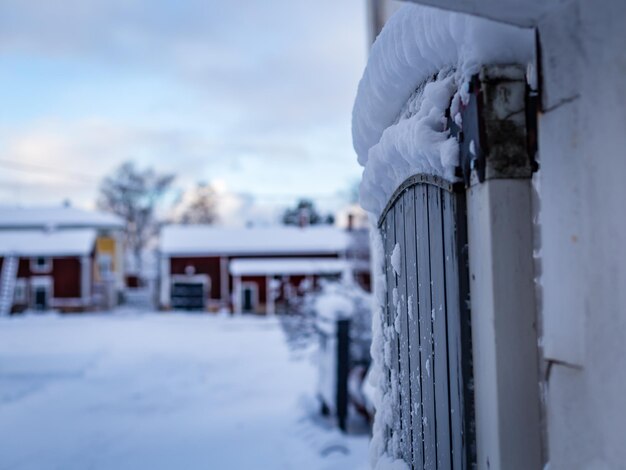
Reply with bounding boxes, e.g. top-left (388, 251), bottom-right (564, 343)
top-left (159, 225), bottom-right (368, 313)
top-left (0, 229), bottom-right (96, 313)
